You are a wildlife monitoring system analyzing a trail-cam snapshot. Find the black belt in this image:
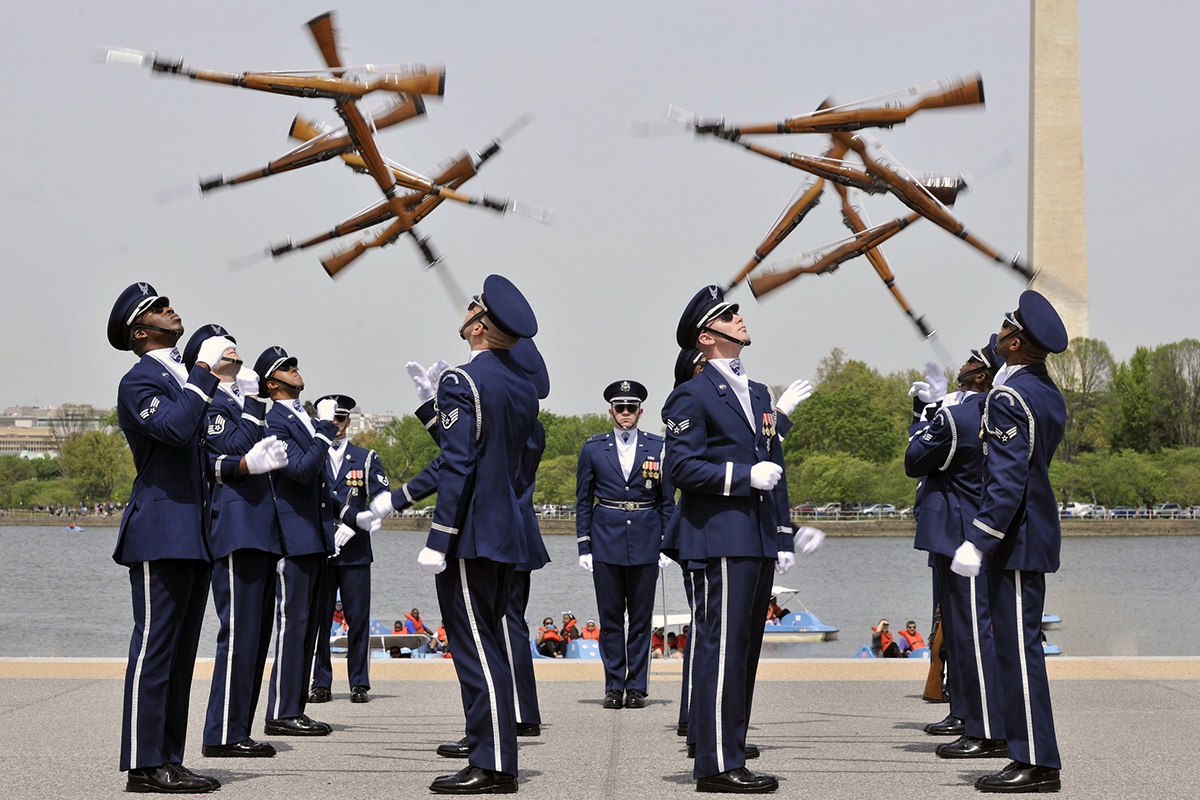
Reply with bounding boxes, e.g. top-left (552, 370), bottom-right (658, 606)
top-left (596, 499), bottom-right (657, 511)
